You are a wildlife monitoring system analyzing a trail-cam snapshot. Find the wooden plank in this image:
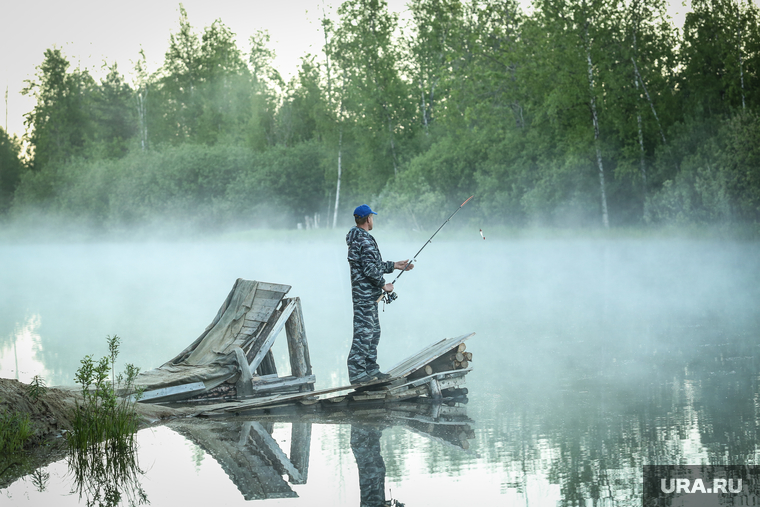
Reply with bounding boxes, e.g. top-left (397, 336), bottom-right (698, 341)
top-left (385, 384), bottom-right (430, 401)
top-left (252, 289), bottom-right (287, 302)
top-left (245, 309), bottom-right (275, 323)
top-left (385, 376), bottom-right (464, 402)
top-left (386, 333), bottom-right (474, 379)
top-left (248, 297), bottom-right (280, 311)
top-left (137, 382), bottom-right (206, 402)
top-left (388, 368), bottom-right (472, 393)
top-left (248, 299), bottom-right (297, 372)
top-left (239, 325), bottom-right (260, 337)
top-left (351, 391), bottom-right (387, 401)
top-left (255, 282), bottom-right (292, 294)
top-left (249, 375), bottom-right (316, 394)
